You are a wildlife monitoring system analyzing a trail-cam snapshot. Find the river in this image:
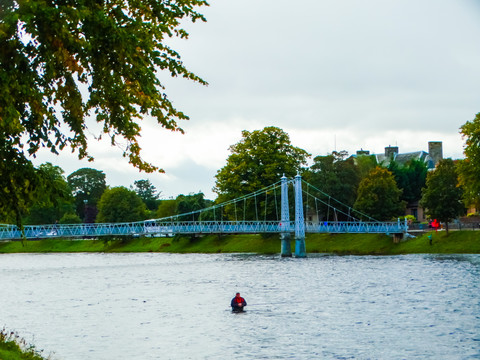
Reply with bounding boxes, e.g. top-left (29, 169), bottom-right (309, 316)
top-left (0, 253), bottom-right (479, 359)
